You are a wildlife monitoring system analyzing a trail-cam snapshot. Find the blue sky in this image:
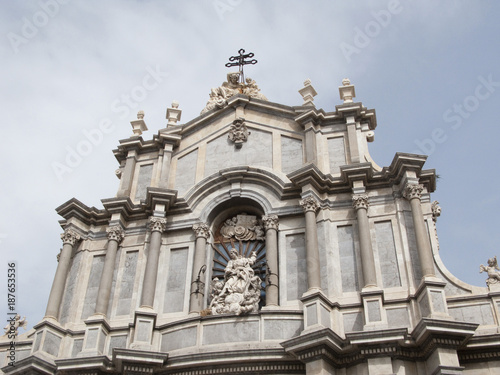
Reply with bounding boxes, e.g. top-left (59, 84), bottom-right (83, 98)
top-left (1, 0), bottom-right (499, 330)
